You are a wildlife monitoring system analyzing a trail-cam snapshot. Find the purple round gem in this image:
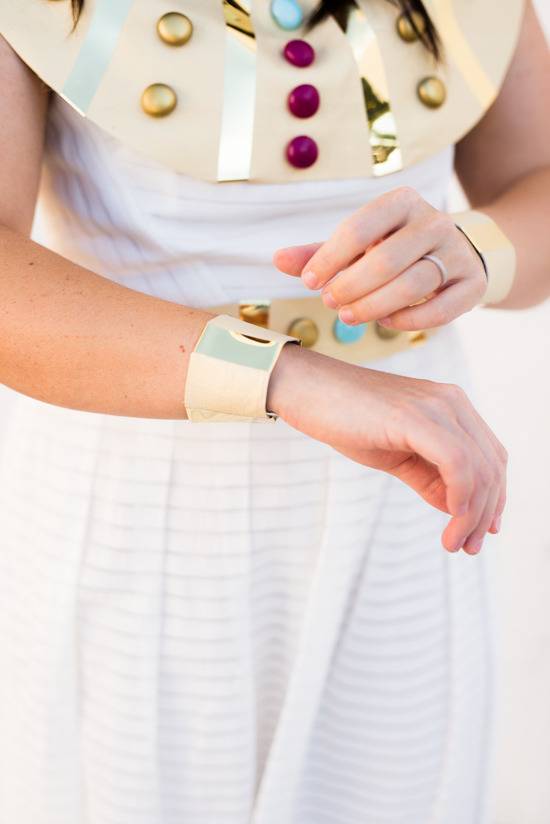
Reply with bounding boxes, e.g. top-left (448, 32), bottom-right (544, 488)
top-left (288, 84), bottom-right (320, 118)
top-left (283, 39), bottom-right (315, 68)
top-left (286, 135), bottom-right (319, 169)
